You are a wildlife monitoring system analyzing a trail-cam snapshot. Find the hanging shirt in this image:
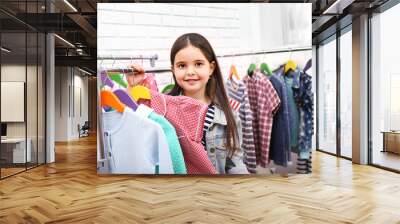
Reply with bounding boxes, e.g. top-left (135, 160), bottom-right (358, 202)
top-left (269, 74), bottom-right (291, 166)
top-left (297, 151), bottom-right (312, 174)
top-left (225, 78), bottom-right (257, 173)
top-left (243, 71), bottom-right (280, 167)
top-left (275, 66), bottom-right (301, 151)
top-left (136, 104), bottom-right (187, 174)
top-left (294, 71), bottom-right (314, 160)
top-left (102, 108), bottom-right (174, 174)
top-left (138, 73), bottom-right (159, 92)
top-left (149, 91), bottom-right (216, 174)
